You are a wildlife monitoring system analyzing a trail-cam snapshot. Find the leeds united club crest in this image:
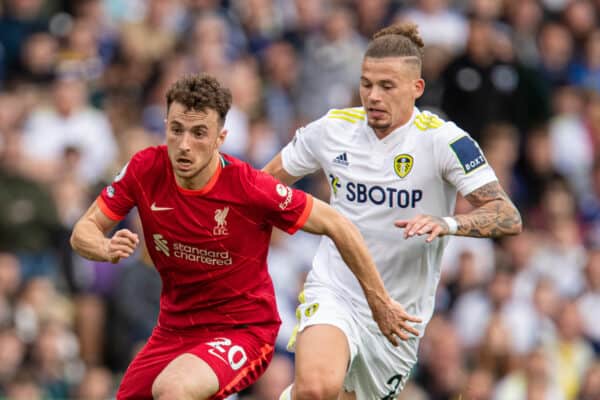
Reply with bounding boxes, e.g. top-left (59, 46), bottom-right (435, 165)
top-left (394, 154), bottom-right (413, 179)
